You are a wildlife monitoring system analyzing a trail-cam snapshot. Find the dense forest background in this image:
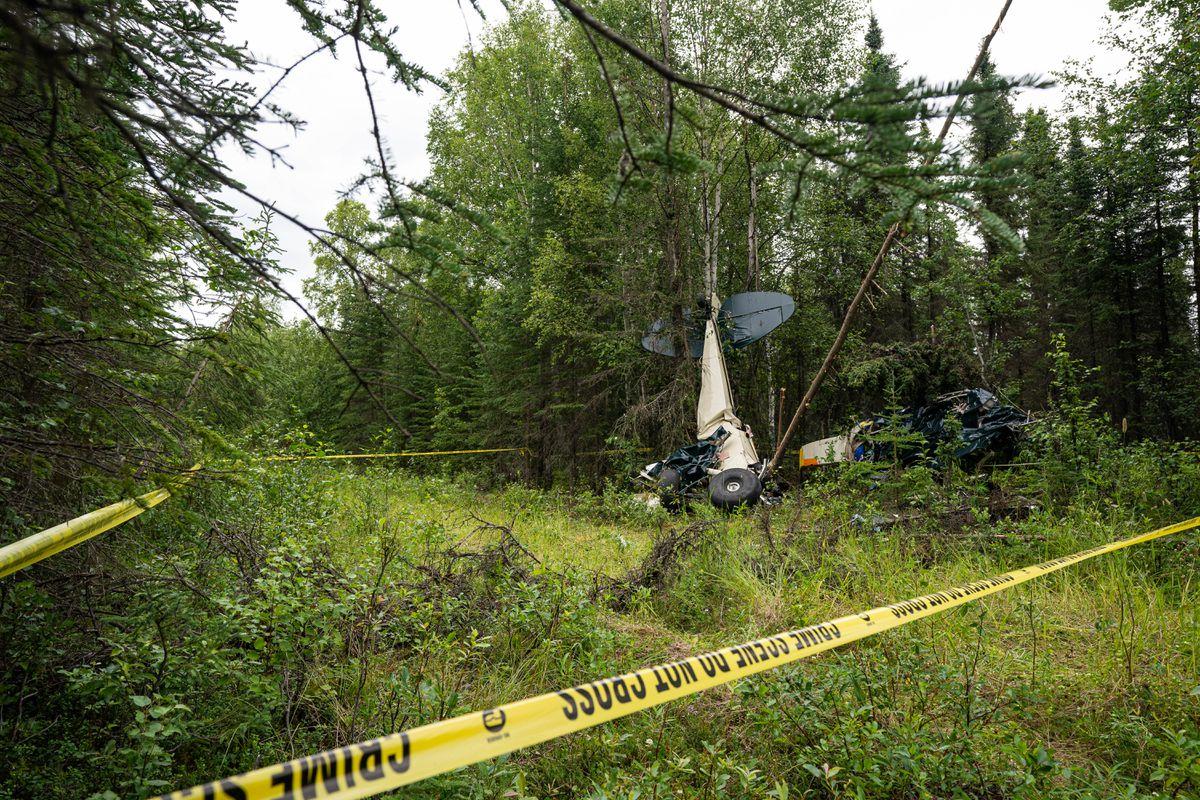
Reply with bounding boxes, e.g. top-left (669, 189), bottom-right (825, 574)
top-left (5, 4), bottom-right (1200, 799)
top-left (2, 0), bottom-right (1199, 513)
